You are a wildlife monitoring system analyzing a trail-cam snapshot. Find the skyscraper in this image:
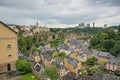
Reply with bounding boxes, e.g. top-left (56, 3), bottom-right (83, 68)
top-left (93, 22), bottom-right (95, 27)
top-left (36, 22), bottom-right (38, 27)
top-left (77, 23), bottom-right (85, 28)
top-left (87, 23), bottom-right (90, 27)
top-left (104, 24), bottom-right (107, 28)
